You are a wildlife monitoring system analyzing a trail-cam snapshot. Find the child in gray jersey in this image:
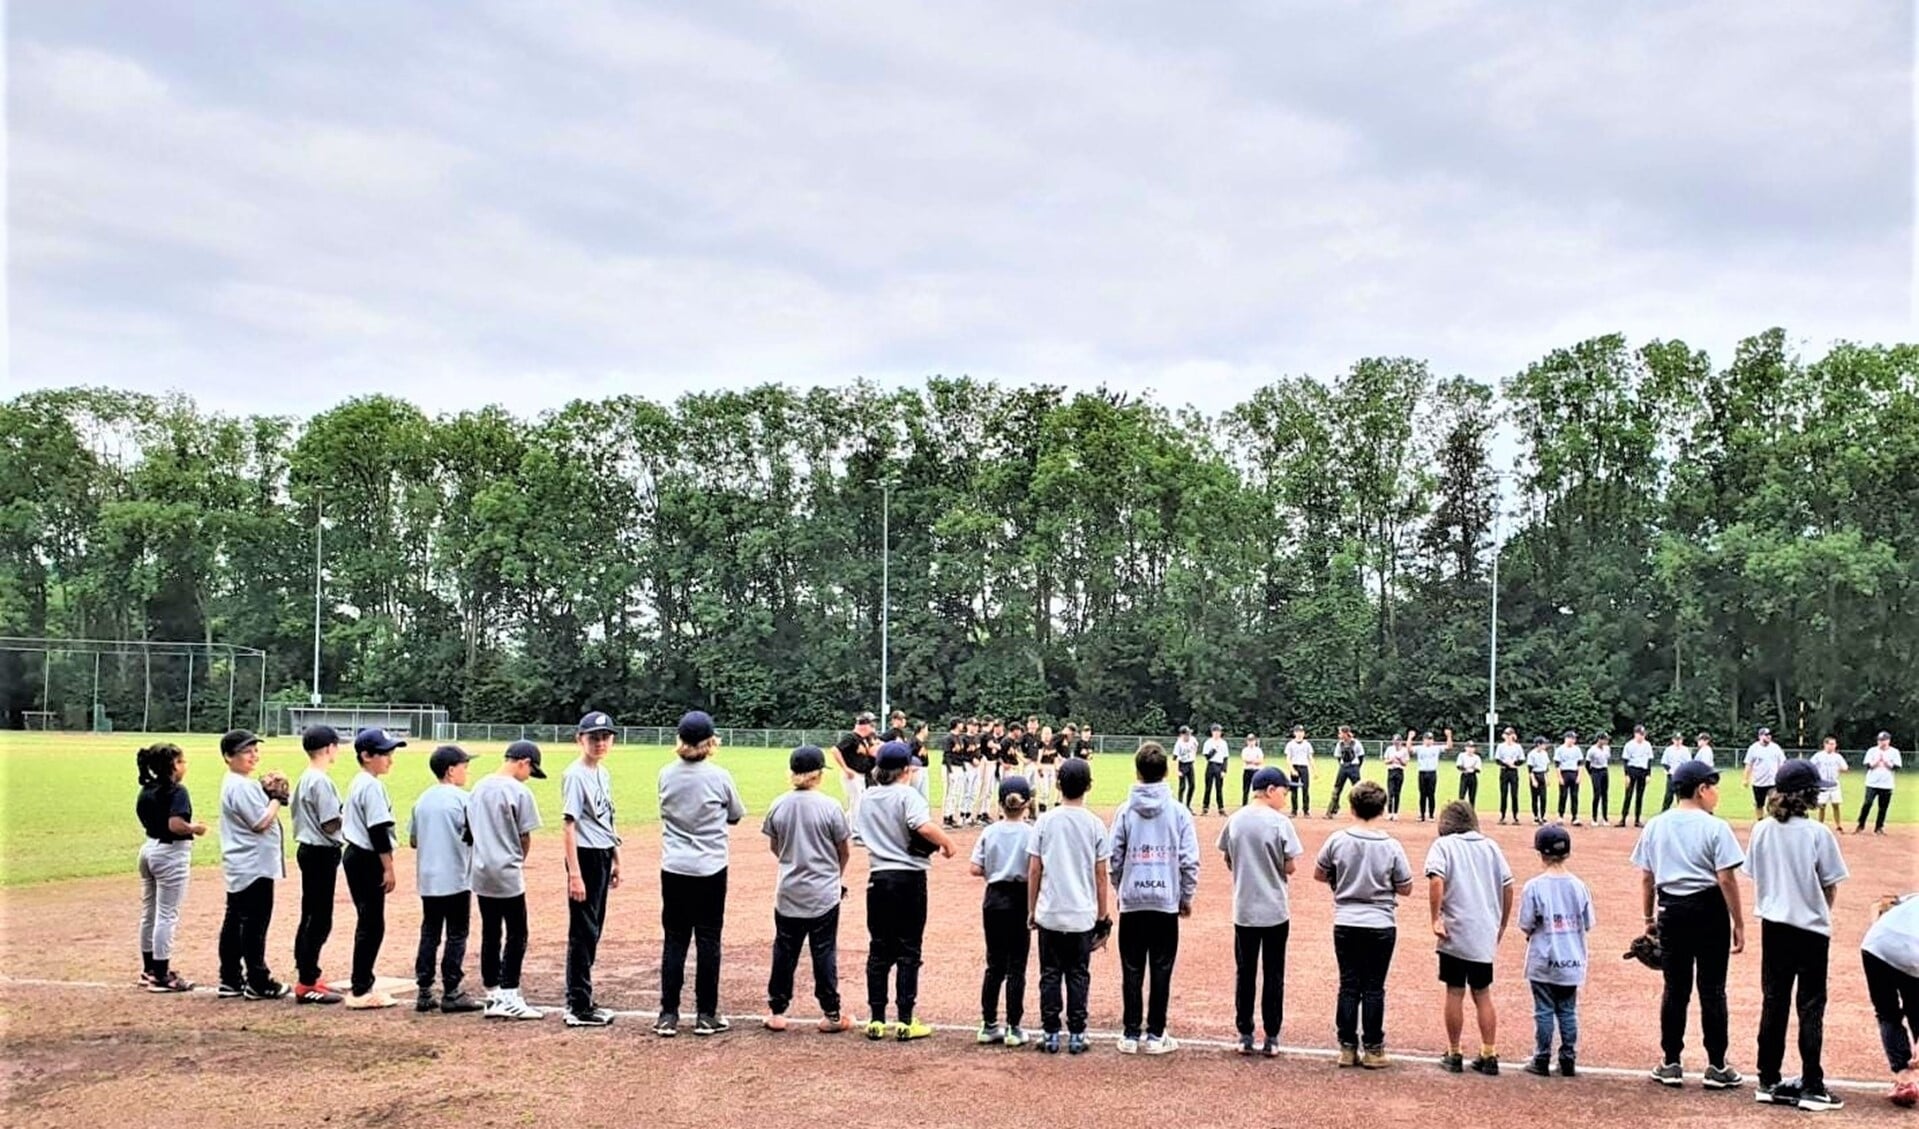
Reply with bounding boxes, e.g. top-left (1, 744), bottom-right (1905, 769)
top-left (291, 725), bottom-right (345, 1003)
top-left (762, 745), bottom-right (853, 1034)
top-left (1314, 780), bottom-right (1413, 1068)
top-left (857, 741), bottom-right (956, 1041)
top-left (409, 745), bottom-right (479, 1014)
top-left (972, 775), bottom-right (1035, 1047)
top-left (1518, 824), bottom-right (1592, 1077)
top-left (1028, 757), bottom-right (1111, 1055)
top-left (471, 741), bottom-right (544, 1020)
top-left (1425, 801), bottom-right (1513, 1075)
top-left (655, 711), bottom-right (746, 1038)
